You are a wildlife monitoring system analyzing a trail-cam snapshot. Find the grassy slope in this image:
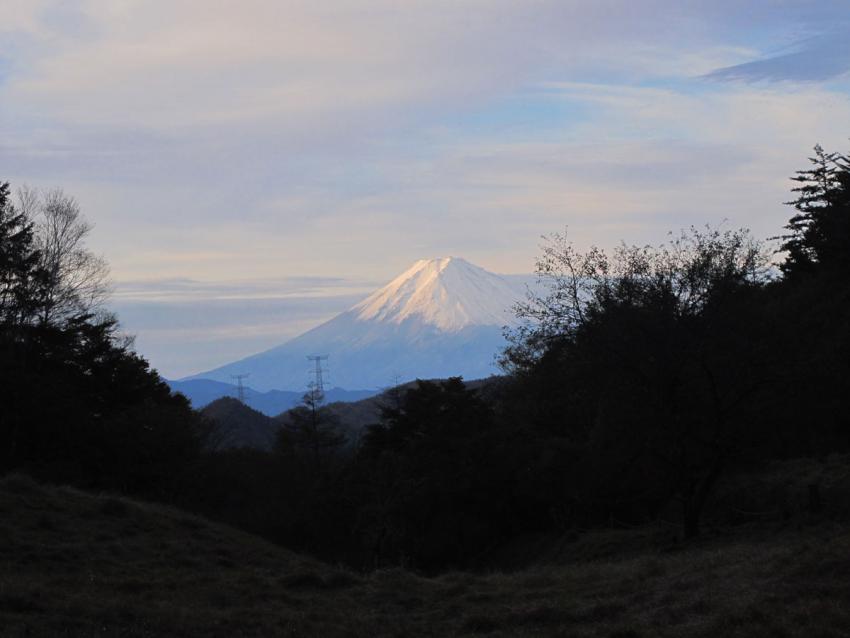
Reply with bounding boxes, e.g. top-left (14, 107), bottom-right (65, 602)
top-left (2, 474), bottom-right (850, 637)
